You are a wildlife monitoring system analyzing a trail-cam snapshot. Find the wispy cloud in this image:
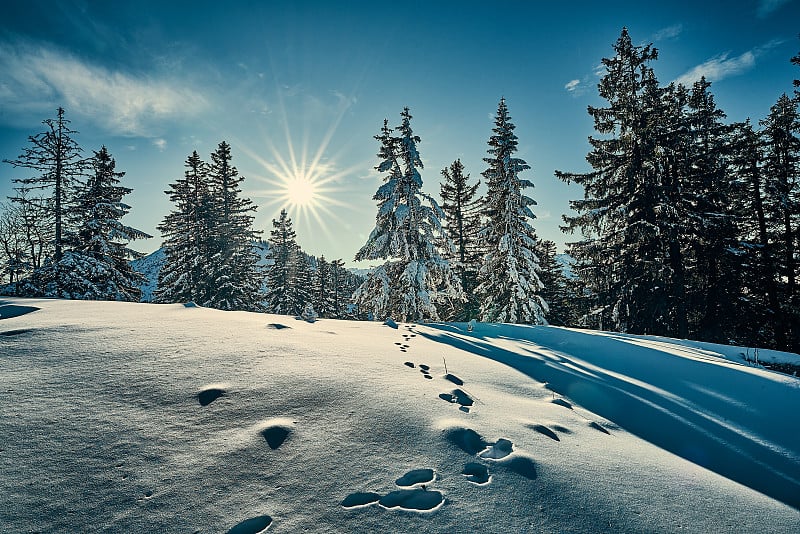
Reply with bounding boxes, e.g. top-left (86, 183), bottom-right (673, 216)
top-left (153, 138), bottom-right (167, 152)
top-left (757, 0), bottom-right (791, 18)
top-left (674, 40), bottom-right (785, 86)
top-left (565, 79), bottom-right (581, 92)
top-left (0, 41), bottom-right (208, 137)
top-left (652, 24), bottom-right (683, 42)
